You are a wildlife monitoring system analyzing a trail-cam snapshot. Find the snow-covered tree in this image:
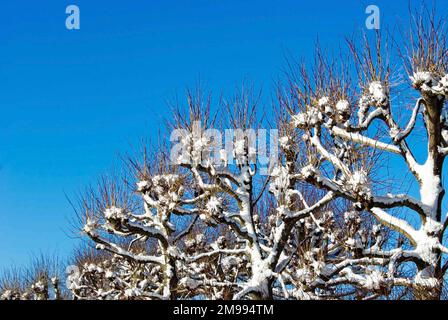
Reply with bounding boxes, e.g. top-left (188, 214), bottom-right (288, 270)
top-left (71, 87), bottom-right (408, 300)
top-left (74, 156), bottom-right (204, 299)
top-left (283, 13), bottom-right (448, 299)
top-left (0, 256), bottom-right (64, 300)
